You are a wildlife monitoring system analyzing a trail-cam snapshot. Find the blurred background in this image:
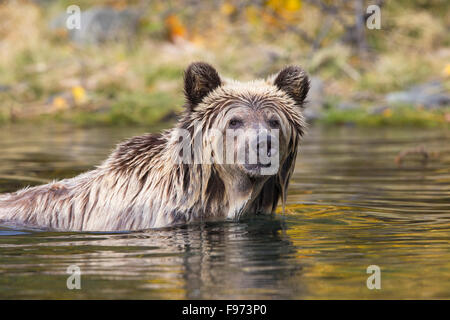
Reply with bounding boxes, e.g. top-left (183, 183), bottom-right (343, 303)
top-left (0, 0), bottom-right (449, 127)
